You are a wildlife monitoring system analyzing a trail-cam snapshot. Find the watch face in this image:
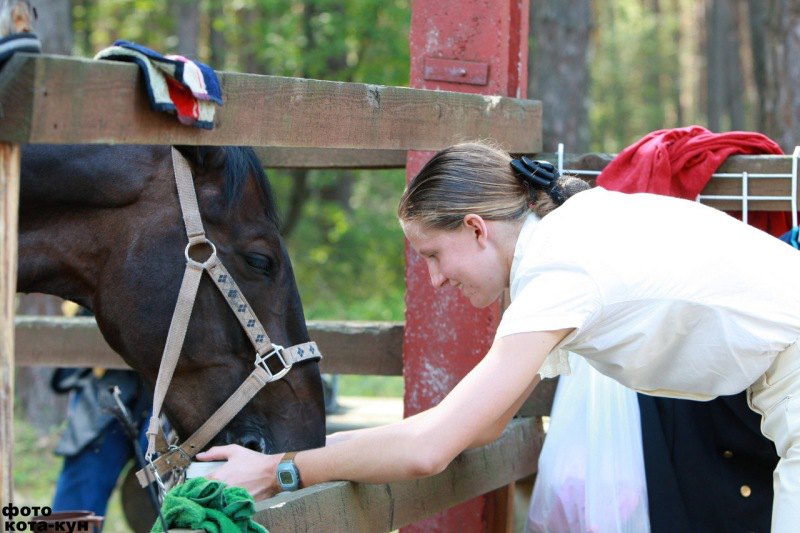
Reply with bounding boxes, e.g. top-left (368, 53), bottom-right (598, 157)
top-left (279, 470), bottom-right (295, 485)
